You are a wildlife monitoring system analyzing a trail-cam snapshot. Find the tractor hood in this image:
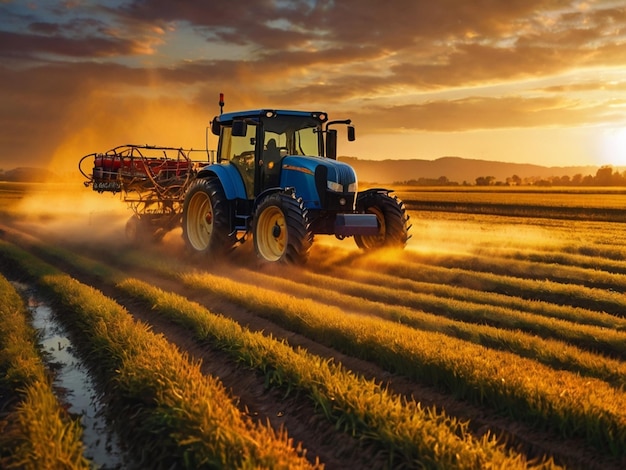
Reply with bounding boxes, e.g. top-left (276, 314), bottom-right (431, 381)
top-left (282, 155), bottom-right (357, 191)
